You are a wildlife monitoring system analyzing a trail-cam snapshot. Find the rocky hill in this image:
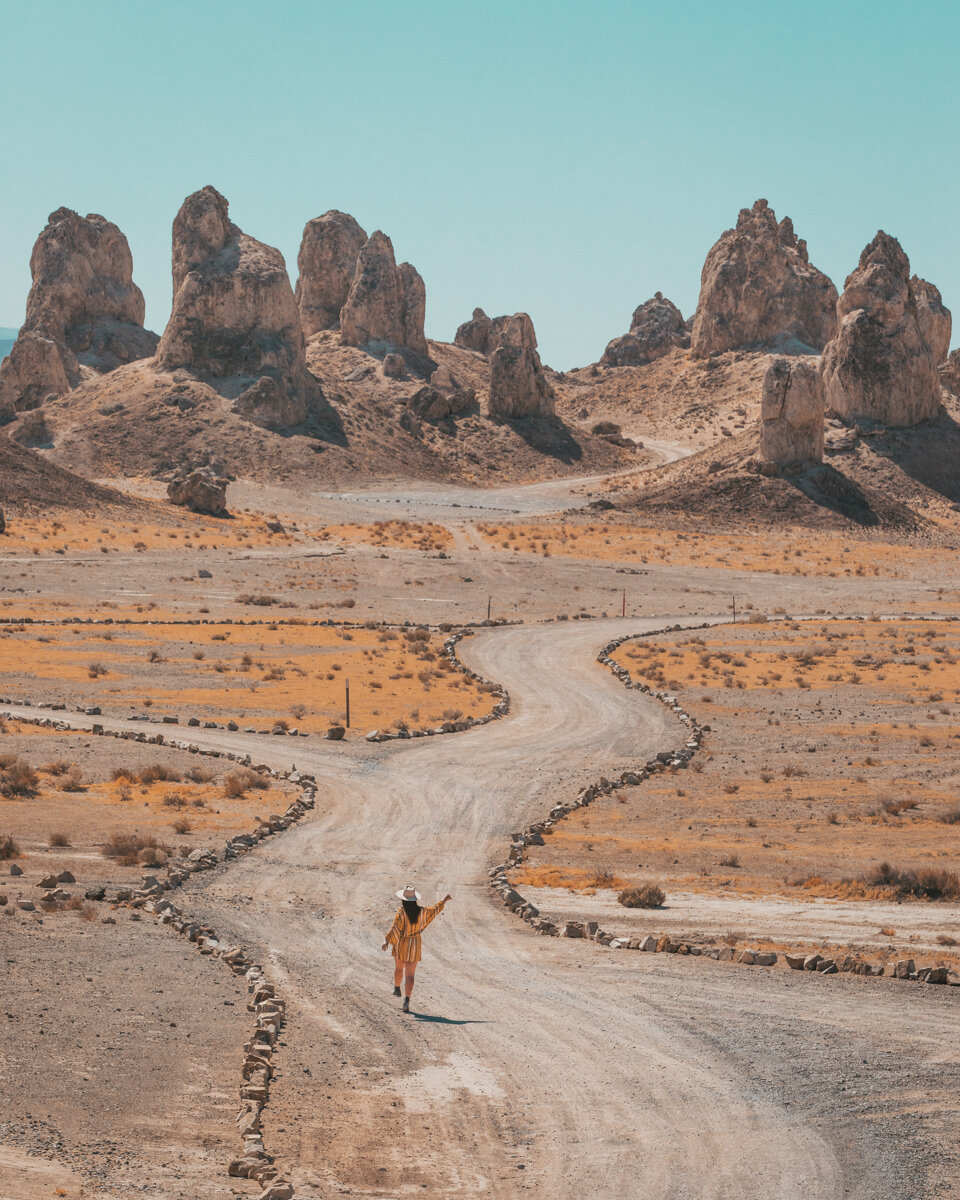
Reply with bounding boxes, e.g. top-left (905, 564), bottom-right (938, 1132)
top-left (0, 433), bottom-right (127, 513)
